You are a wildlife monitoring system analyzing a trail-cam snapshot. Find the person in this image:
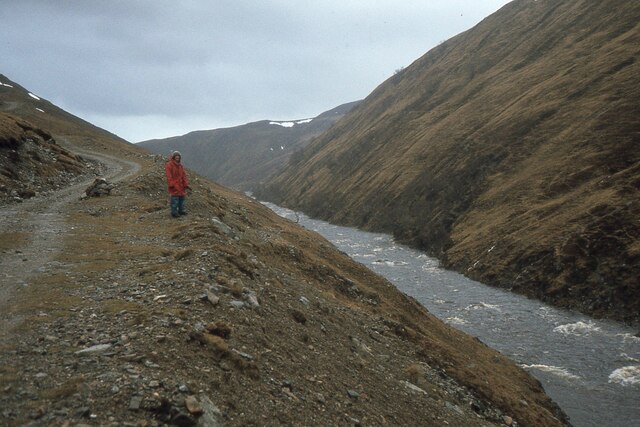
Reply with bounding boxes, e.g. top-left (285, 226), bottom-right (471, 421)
top-left (165, 151), bottom-right (190, 217)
